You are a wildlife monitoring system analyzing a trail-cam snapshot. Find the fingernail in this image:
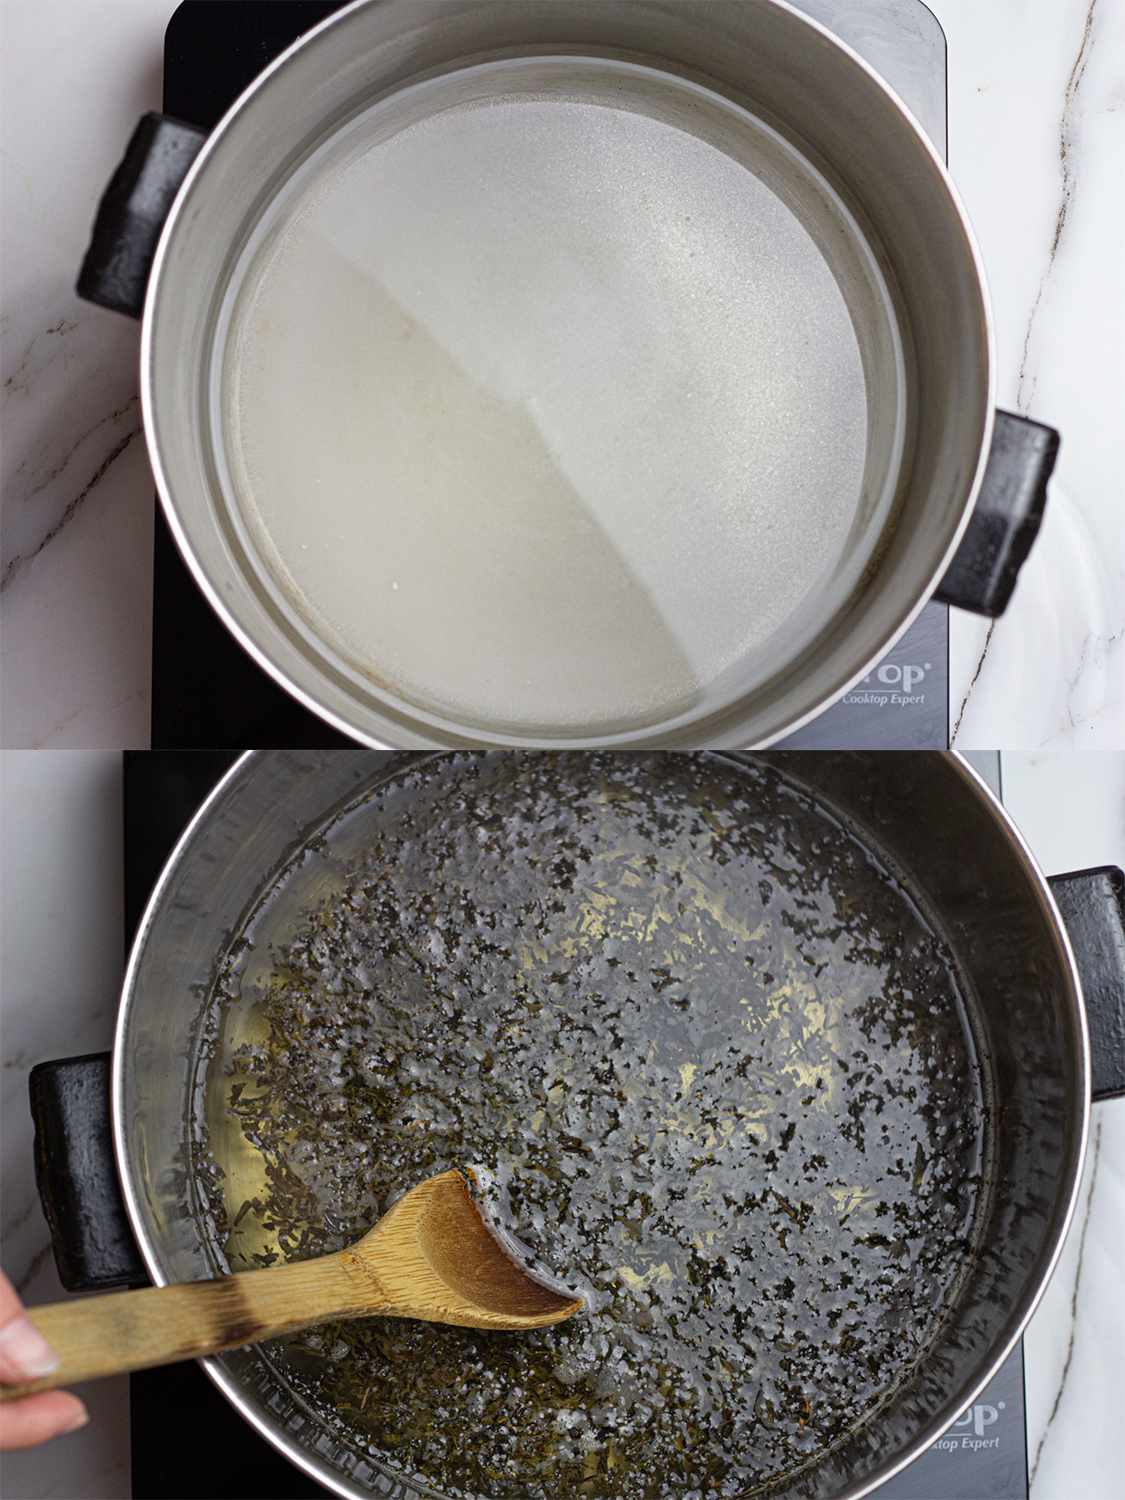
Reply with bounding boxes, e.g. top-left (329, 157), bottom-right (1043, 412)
top-left (63, 1404), bottom-right (90, 1434)
top-left (0, 1315), bottom-right (60, 1378)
